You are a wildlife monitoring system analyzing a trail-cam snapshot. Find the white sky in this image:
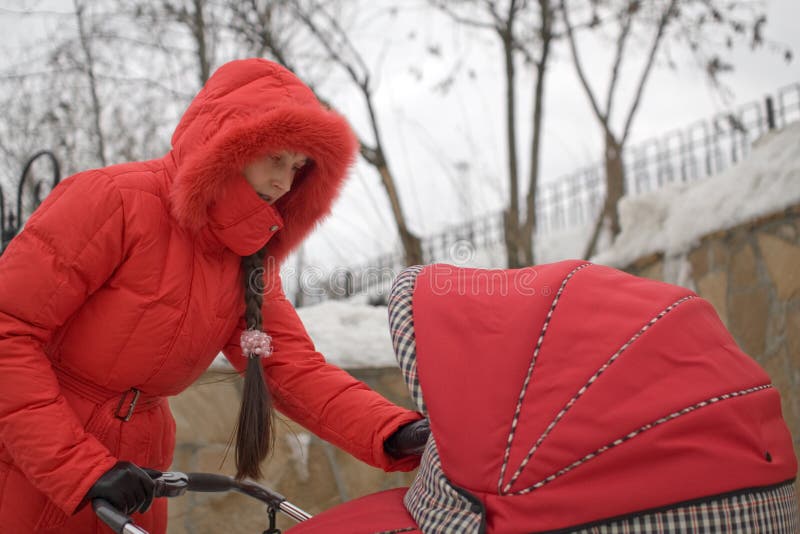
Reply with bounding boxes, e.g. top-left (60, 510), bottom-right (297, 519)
top-left (1, 0), bottom-right (798, 274)
top-left (294, 0), bottom-right (800, 270)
